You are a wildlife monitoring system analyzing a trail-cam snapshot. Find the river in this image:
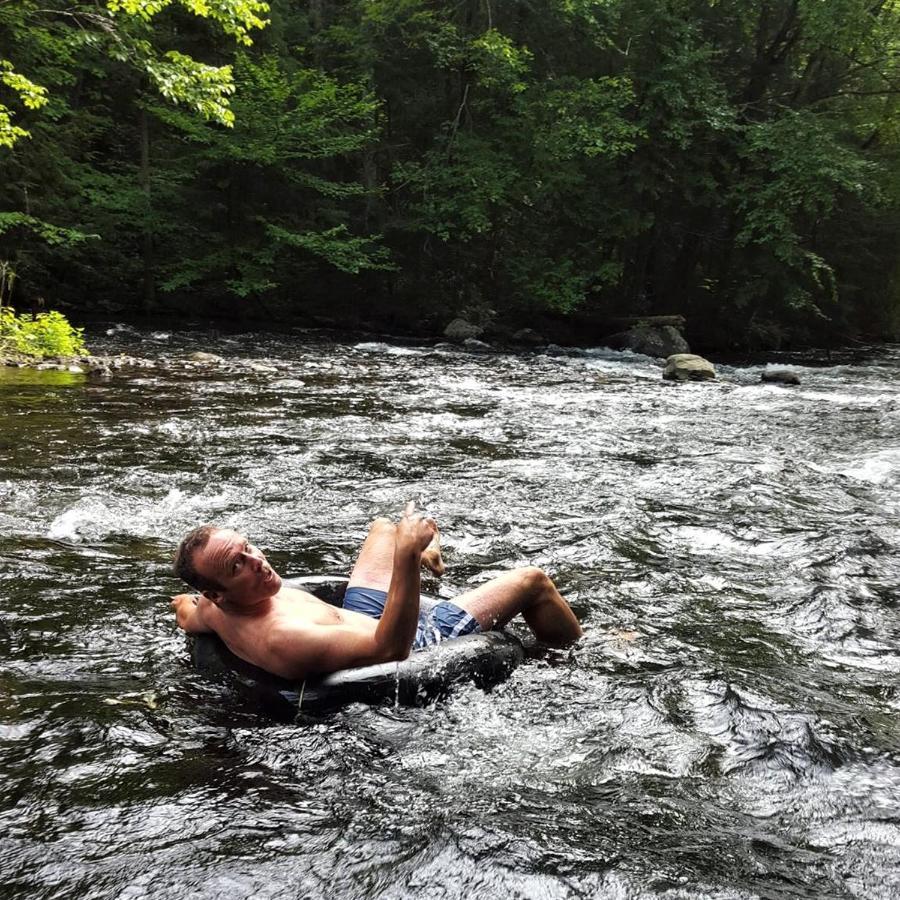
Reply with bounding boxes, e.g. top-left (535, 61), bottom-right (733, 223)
top-left (2, 326), bottom-right (898, 899)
